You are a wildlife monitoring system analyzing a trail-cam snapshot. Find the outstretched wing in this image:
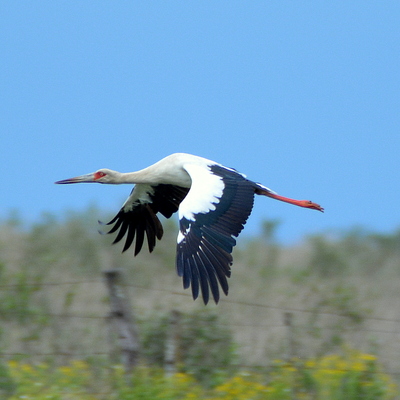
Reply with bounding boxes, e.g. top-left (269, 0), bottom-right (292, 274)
top-left (102, 183), bottom-right (189, 255)
top-left (176, 164), bottom-right (256, 304)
